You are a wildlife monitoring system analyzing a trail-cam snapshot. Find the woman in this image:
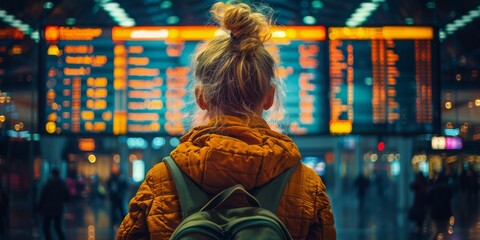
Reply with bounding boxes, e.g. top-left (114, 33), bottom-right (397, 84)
top-left (117, 1), bottom-right (336, 239)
